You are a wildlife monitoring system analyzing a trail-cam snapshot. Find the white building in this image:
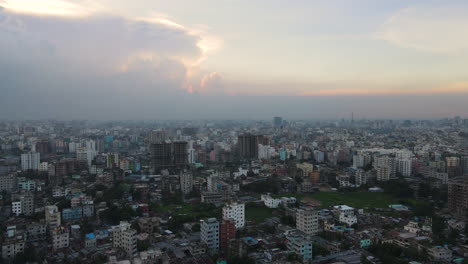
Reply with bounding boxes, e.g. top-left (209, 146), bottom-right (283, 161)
top-left (428, 246), bottom-right (452, 262)
top-left (85, 140), bottom-right (96, 151)
top-left (339, 213), bottom-right (358, 226)
top-left (180, 171), bottom-right (193, 195)
top-left (333, 205), bottom-right (355, 215)
top-left (112, 221), bottom-right (137, 257)
top-left (404, 221), bottom-right (421, 234)
top-left (296, 208), bottom-right (319, 235)
top-left (353, 154), bottom-right (371, 169)
top-left (76, 147), bottom-right (97, 167)
top-left (397, 159), bottom-right (412, 177)
top-left (261, 194), bottom-right (282, 208)
top-left (21, 152), bottom-right (40, 171)
top-left (222, 202), bottom-right (245, 228)
top-left (12, 201), bottom-right (22, 216)
top-left (258, 144), bottom-right (275, 160)
top-left (52, 227), bottom-right (70, 251)
top-left (200, 218), bottom-right (219, 252)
